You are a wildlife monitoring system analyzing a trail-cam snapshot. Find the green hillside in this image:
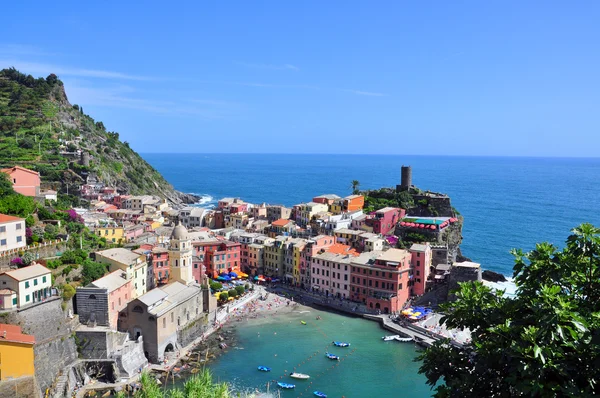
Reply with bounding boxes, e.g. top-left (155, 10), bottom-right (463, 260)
top-left (0, 67), bottom-right (195, 204)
